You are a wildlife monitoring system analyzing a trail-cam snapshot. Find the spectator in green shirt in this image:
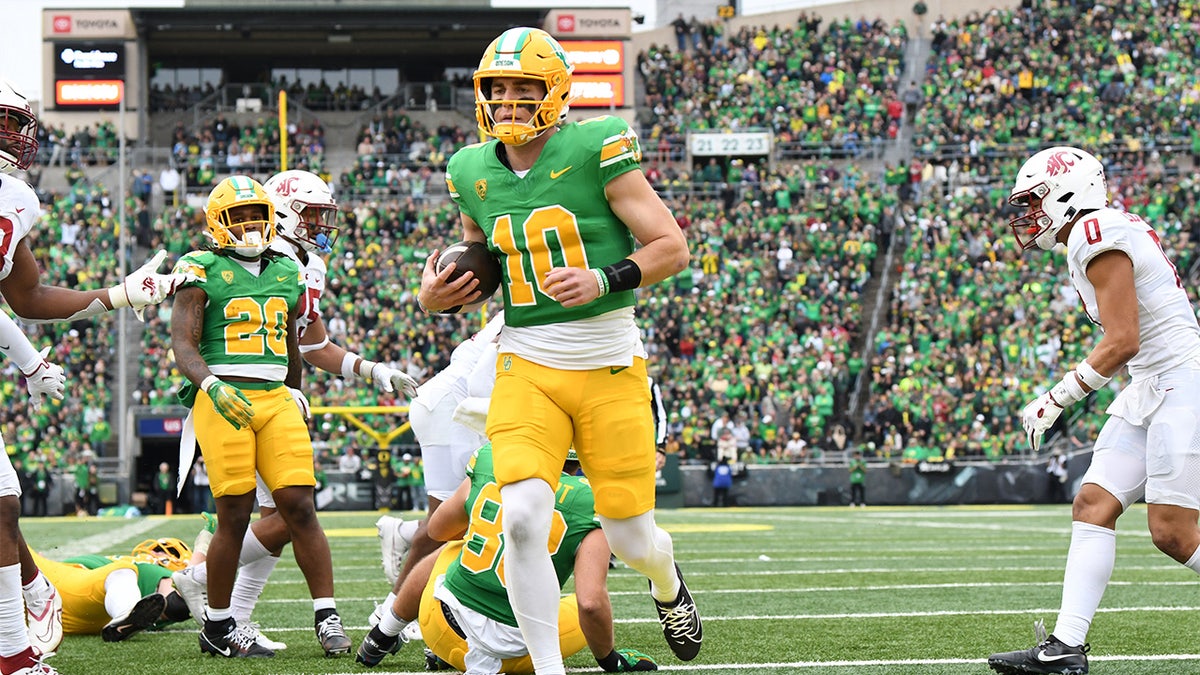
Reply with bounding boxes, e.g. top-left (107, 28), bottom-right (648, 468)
top-left (848, 450), bottom-right (867, 507)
